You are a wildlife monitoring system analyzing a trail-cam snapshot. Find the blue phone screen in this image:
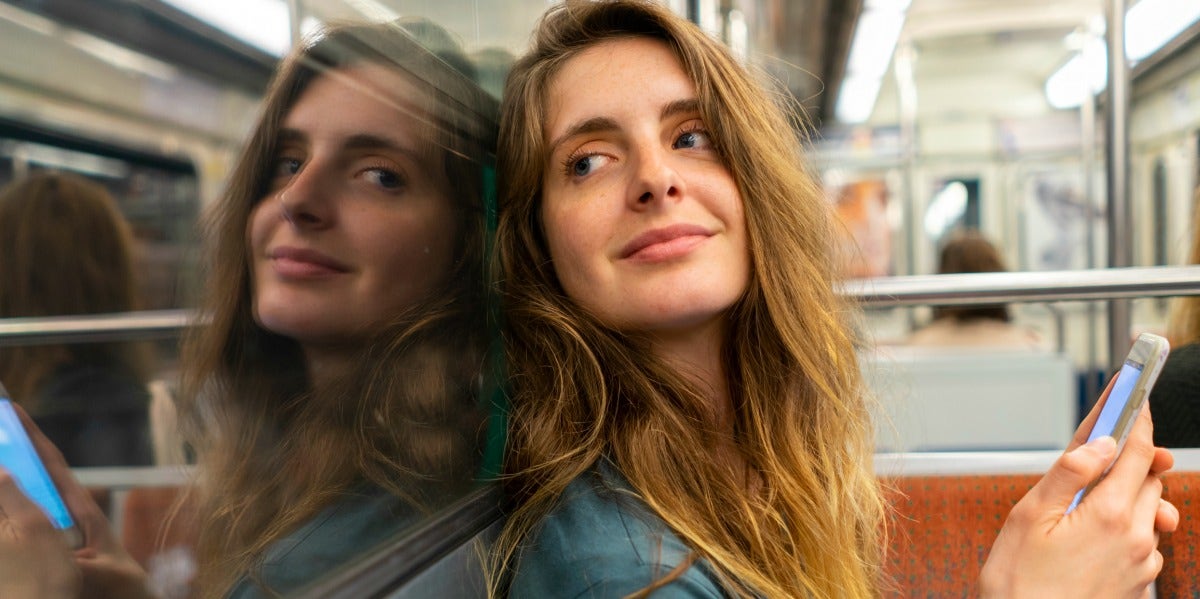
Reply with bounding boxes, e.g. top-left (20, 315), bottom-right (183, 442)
top-left (1086, 361), bottom-right (1143, 443)
top-left (0, 400), bottom-right (74, 529)
top-left (1067, 360), bottom-right (1144, 513)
